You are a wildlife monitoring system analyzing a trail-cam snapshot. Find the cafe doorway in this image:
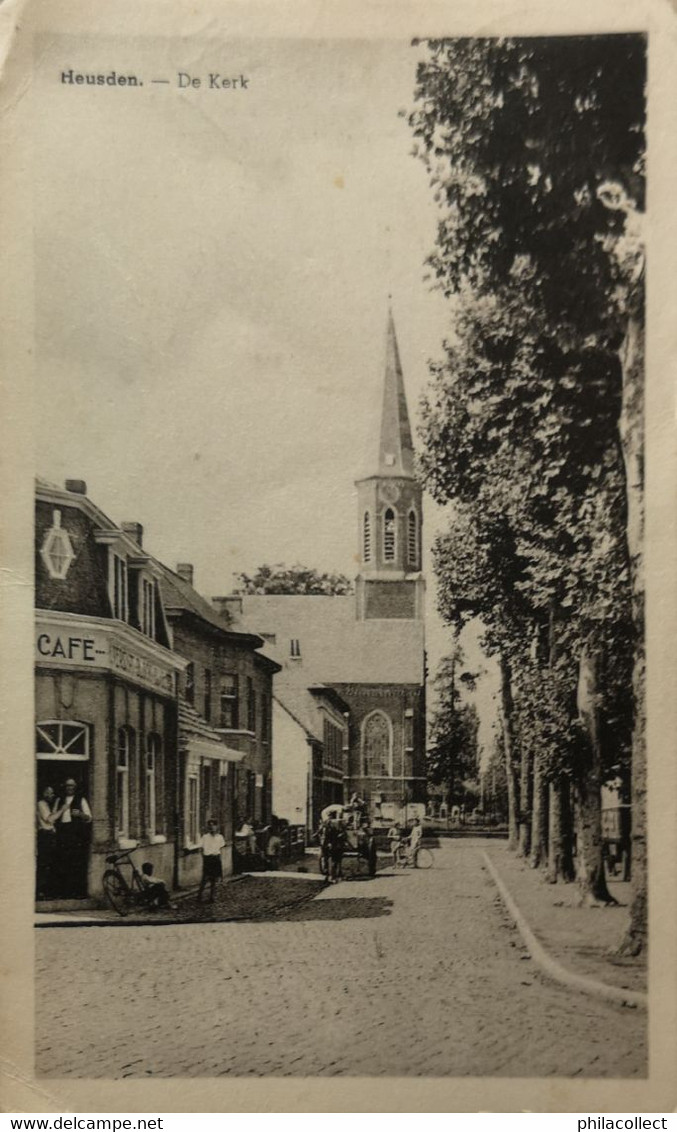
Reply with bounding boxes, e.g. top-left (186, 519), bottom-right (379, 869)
top-left (36, 720), bottom-right (91, 899)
